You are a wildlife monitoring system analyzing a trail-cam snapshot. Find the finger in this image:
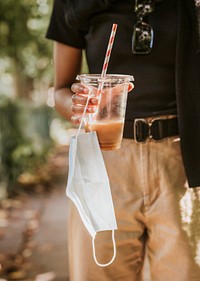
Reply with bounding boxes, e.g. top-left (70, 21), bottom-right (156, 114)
top-left (72, 93), bottom-right (87, 106)
top-left (71, 83), bottom-right (89, 94)
top-left (71, 104), bottom-right (96, 114)
top-left (71, 115), bottom-right (82, 124)
top-left (72, 94), bottom-right (98, 106)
